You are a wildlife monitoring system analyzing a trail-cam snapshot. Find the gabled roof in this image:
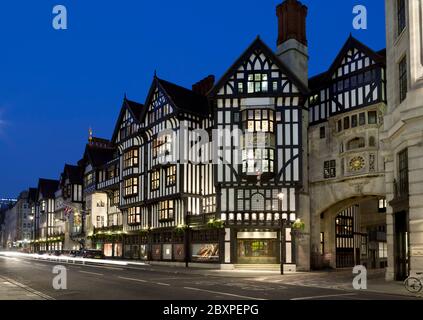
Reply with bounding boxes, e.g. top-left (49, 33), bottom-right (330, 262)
top-left (82, 143), bottom-right (116, 168)
top-left (37, 179), bottom-right (59, 199)
top-left (140, 76), bottom-right (210, 122)
top-left (209, 36), bottom-right (309, 97)
top-left (111, 97), bottom-right (144, 142)
top-left (309, 35), bottom-right (386, 91)
top-left (28, 188), bottom-right (38, 203)
top-left (61, 164), bottom-right (84, 185)
top-left (157, 78), bottom-right (210, 117)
